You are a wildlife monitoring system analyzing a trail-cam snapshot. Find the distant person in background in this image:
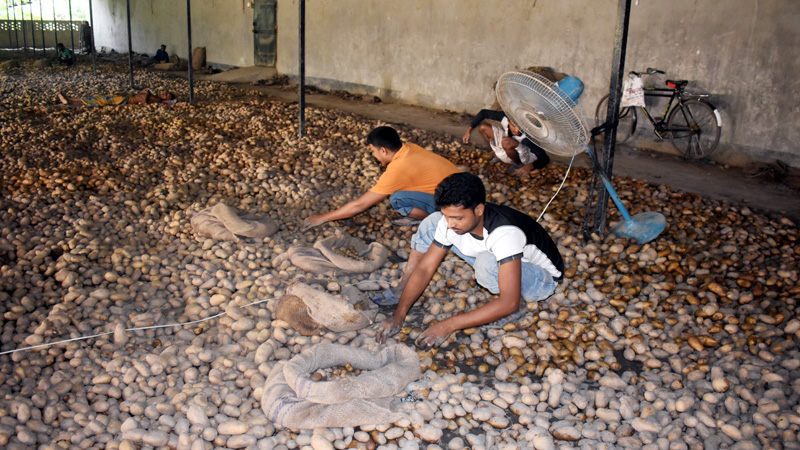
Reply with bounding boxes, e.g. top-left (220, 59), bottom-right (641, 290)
top-left (462, 109), bottom-right (550, 177)
top-left (56, 43), bottom-right (74, 66)
top-left (58, 90), bottom-right (175, 107)
top-left (144, 45), bottom-right (170, 66)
